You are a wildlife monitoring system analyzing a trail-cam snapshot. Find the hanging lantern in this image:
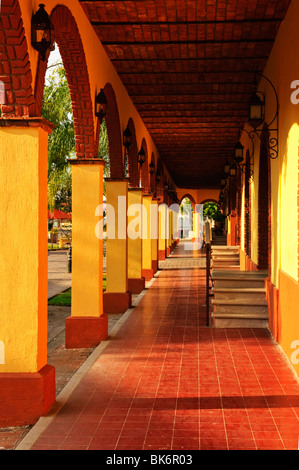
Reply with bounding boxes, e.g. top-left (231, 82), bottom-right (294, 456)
top-left (234, 141), bottom-right (244, 163)
top-left (95, 89), bottom-right (108, 122)
top-left (138, 146), bottom-right (146, 167)
top-left (123, 125), bottom-right (132, 149)
top-left (31, 4), bottom-right (55, 61)
top-left (149, 160), bottom-right (155, 176)
top-left (248, 92), bottom-right (265, 129)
